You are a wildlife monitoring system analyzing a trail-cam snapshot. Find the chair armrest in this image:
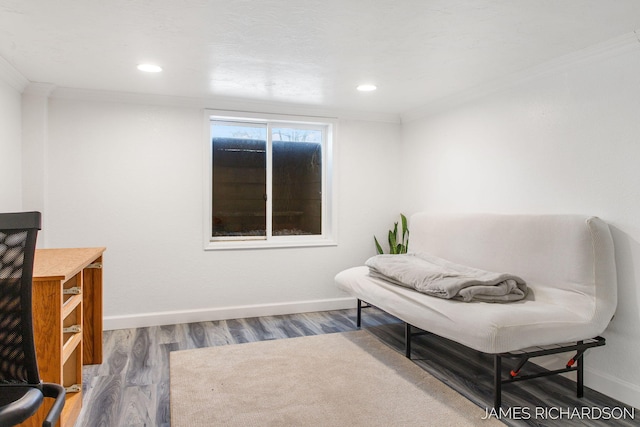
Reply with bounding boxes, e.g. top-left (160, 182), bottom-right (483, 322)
top-left (41, 383), bottom-right (65, 427)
